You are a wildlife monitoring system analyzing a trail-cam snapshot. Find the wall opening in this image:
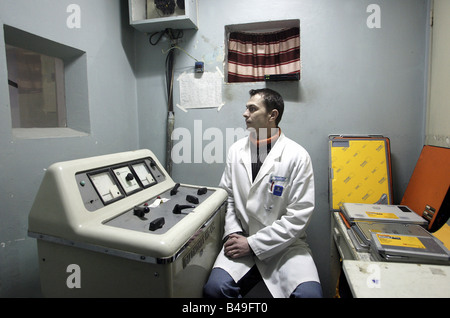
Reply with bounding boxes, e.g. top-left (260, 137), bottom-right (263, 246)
top-left (225, 19), bottom-right (300, 83)
top-left (3, 25), bottom-right (90, 138)
top-left (6, 44), bottom-right (66, 128)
